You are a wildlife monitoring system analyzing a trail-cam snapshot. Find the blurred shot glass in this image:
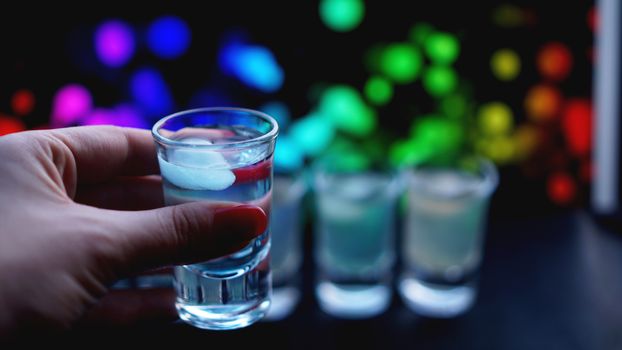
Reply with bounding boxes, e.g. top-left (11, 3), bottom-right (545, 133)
top-left (399, 157), bottom-right (498, 318)
top-left (313, 165), bottom-right (399, 319)
top-left (264, 173), bottom-right (307, 321)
